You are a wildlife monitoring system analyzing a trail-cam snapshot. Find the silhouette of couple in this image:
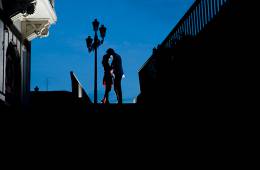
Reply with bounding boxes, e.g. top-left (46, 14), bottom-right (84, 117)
top-left (101, 48), bottom-right (124, 104)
